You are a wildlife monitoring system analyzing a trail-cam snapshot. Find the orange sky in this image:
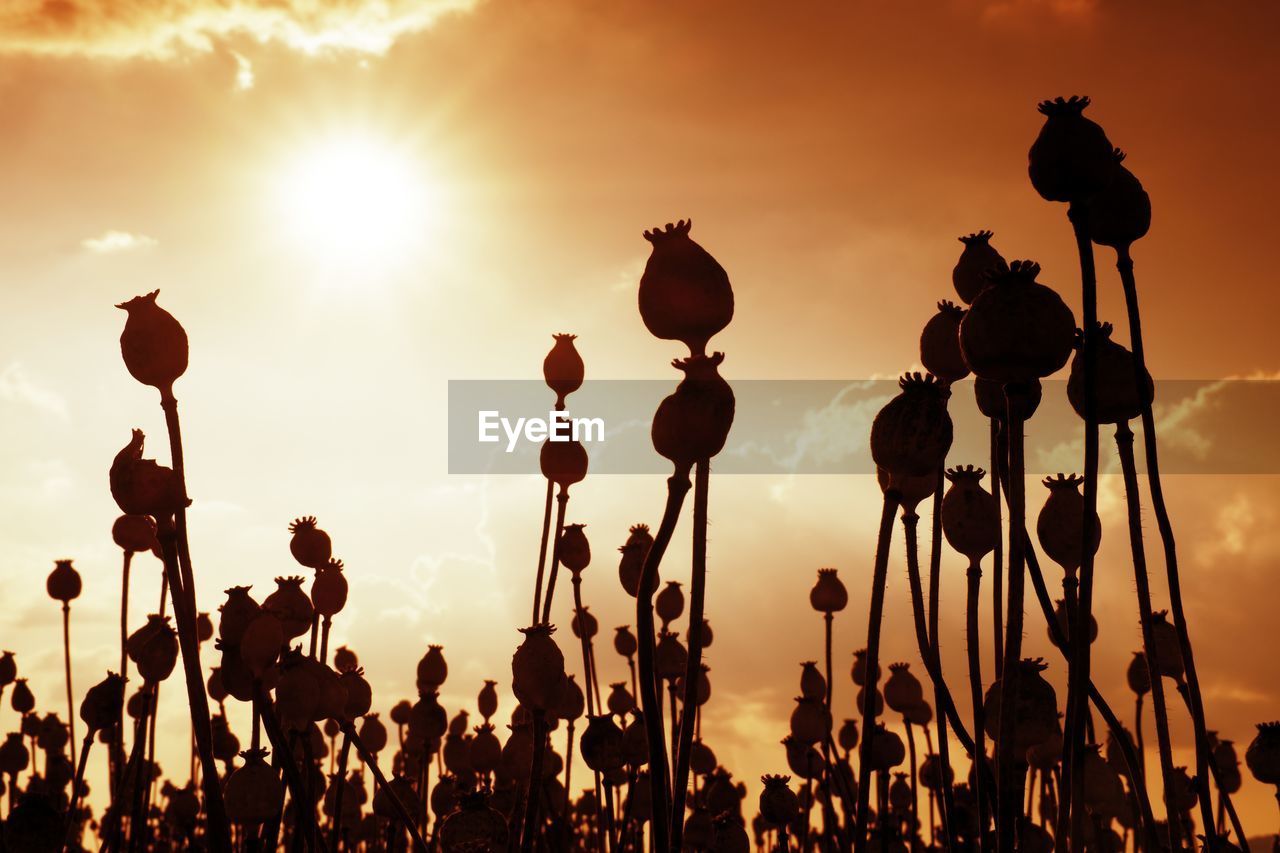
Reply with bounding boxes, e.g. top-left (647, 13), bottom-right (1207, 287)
top-left (1, 0), bottom-right (1278, 843)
